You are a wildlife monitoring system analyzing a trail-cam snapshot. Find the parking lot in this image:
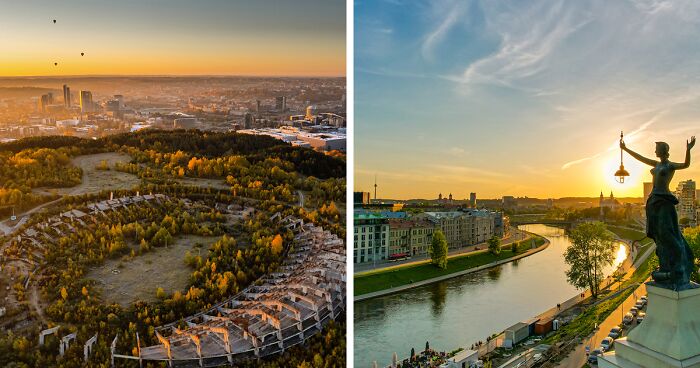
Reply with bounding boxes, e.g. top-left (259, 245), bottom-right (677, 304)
top-left (569, 283), bottom-right (649, 366)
